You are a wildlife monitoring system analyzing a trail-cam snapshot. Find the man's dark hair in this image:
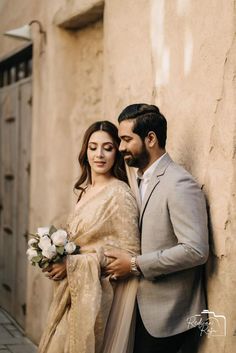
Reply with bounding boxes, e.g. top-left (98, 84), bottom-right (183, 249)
top-left (118, 103), bottom-right (167, 148)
